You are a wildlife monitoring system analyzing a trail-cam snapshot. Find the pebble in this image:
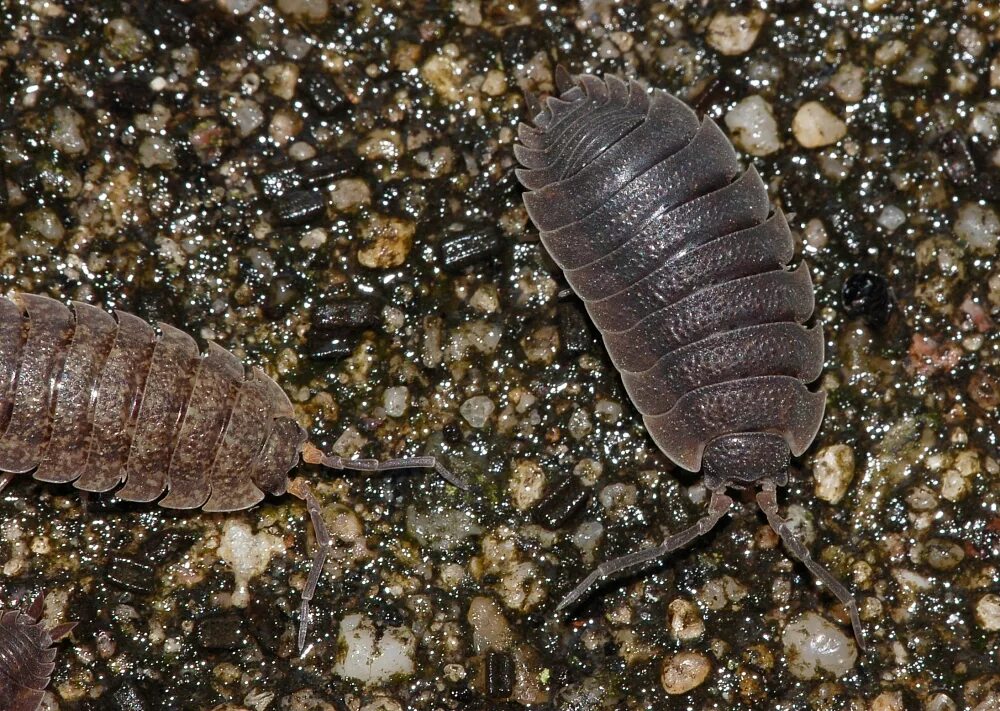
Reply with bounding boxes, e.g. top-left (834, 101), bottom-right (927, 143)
top-left (667, 598), bottom-right (705, 641)
top-left (975, 593), bottom-right (1000, 631)
top-left (660, 651), bottom-right (711, 694)
top-left (49, 106), bottom-right (88, 155)
top-left (520, 325), bottom-right (559, 365)
top-left (830, 63), bottom-right (866, 103)
top-left (706, 11), bottom-right (764, 56)
top-left (333, 614), bottom-right (416, 684)
top-left (406, 506), bottom-right (483, 551)
top-left (878, 205), bottom-right (907, 232)
top-left (382, 386), bottom-right (409, 417)
top-left (217, 520), bottom-right (285, 608)
top-left (782, 612), bottom-right (857, 679)
top-left (460, 395), bottom-right (495, 428)
top-left (812, 444), bottom-right (856, 504)
top-left (277, 0), bottom-right (328, 21)
top-left (955, 203), bottom-right (1000, 255)
top-left (792, 101), bottom-right (847, 148)
top-left (329, 178), bottom-right (372, 211)
top-left (508, 459), bottom-right (546, 511)
top-left (357, 214), bottom-right (415, 268)
top-left (724, 95), bottom-right (781, 156)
